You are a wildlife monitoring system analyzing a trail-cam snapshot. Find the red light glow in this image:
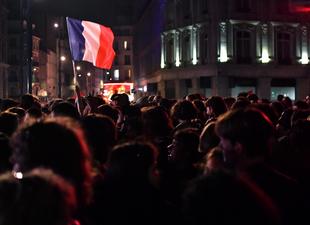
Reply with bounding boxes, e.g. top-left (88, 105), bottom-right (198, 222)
top-left (293, 6), bottom-right (310, 13)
